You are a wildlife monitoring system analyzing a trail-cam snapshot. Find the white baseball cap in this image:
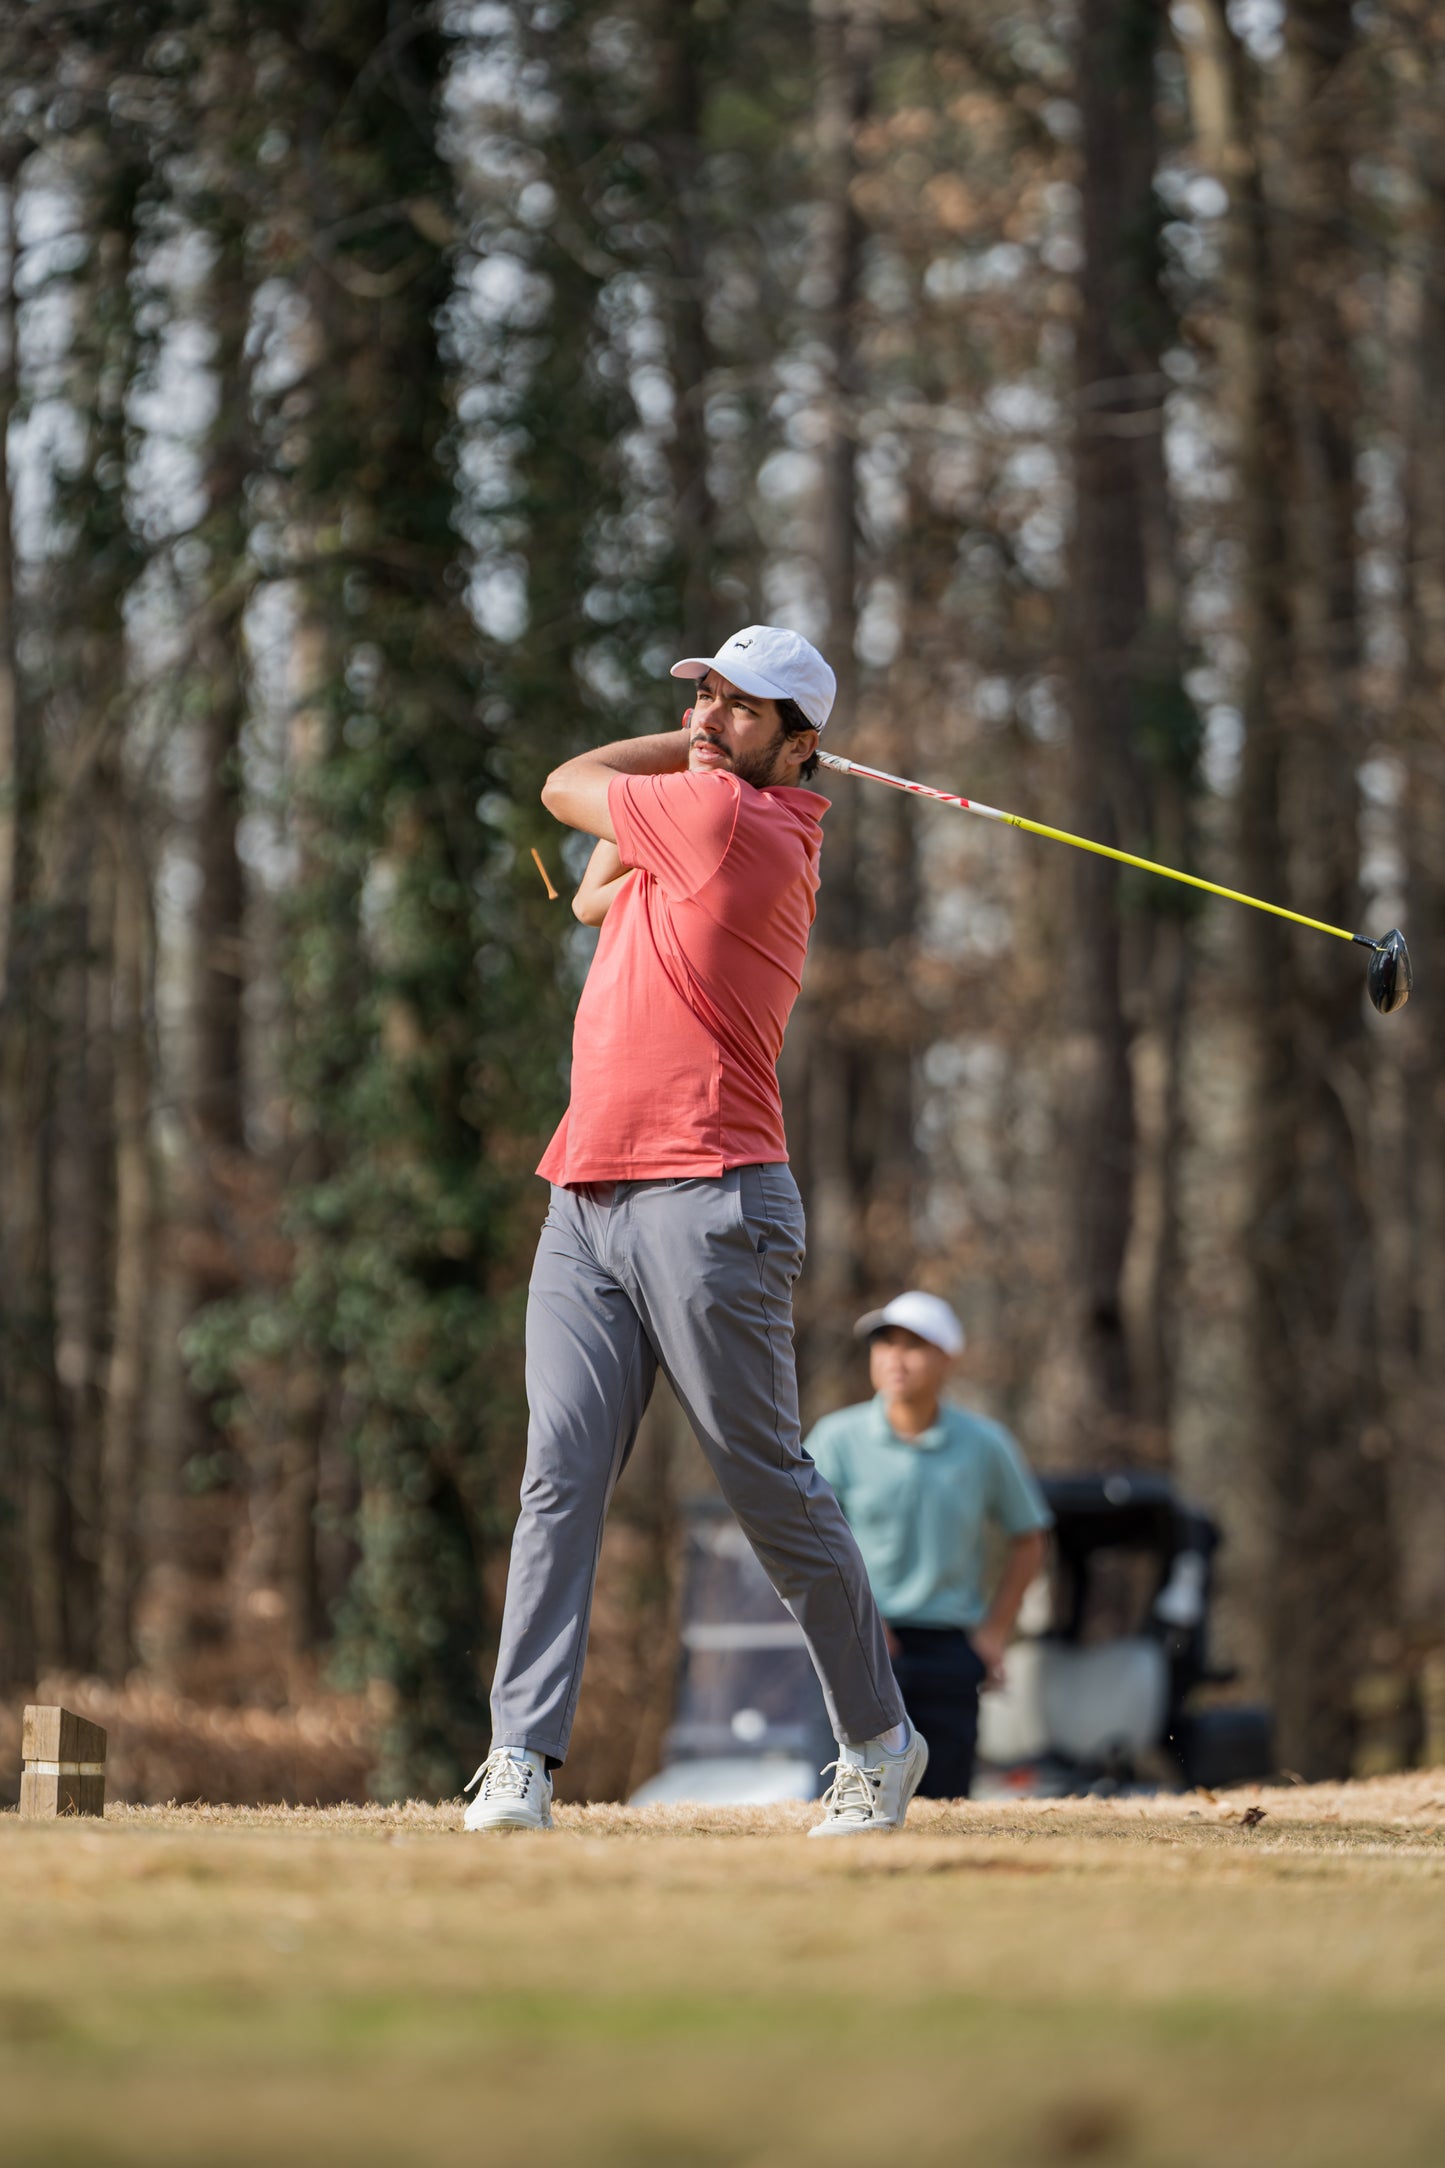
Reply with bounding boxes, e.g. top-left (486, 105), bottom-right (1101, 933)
top-left (854, 1291), bottom-right (965, 1358)
top-left (670, 625), bottom-right (836, 731)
